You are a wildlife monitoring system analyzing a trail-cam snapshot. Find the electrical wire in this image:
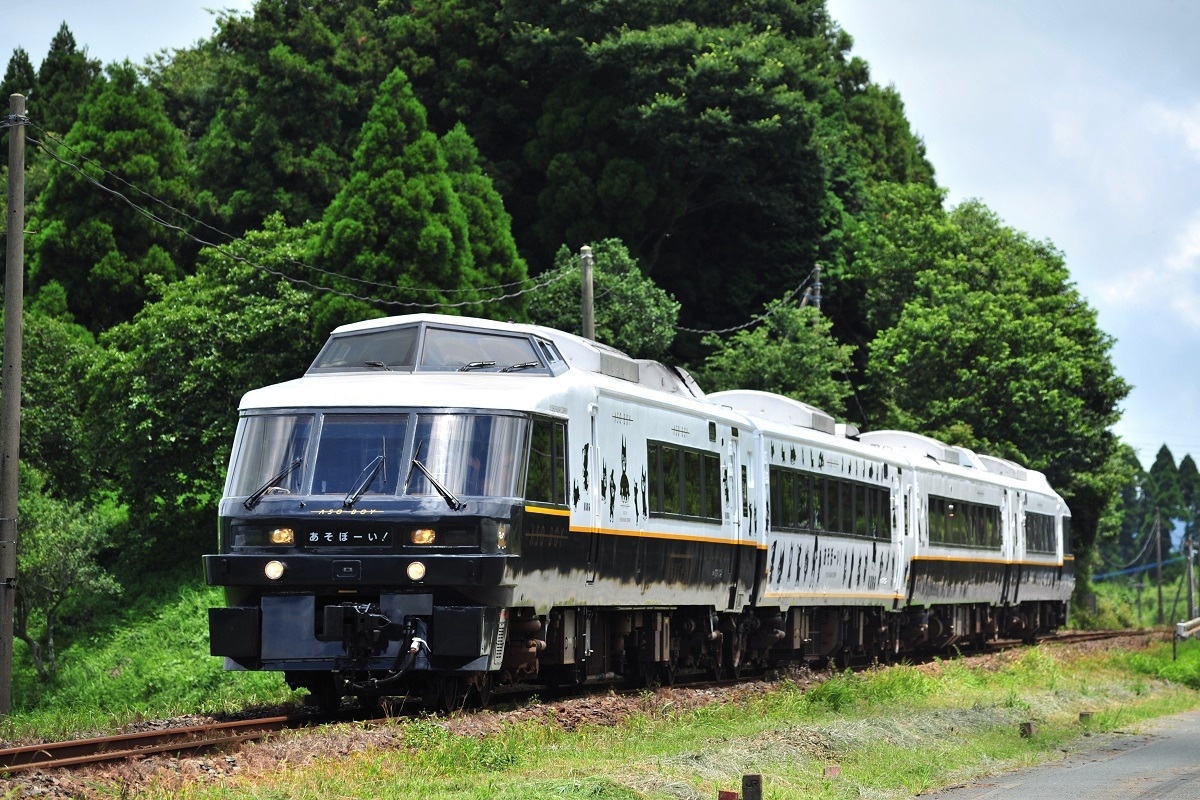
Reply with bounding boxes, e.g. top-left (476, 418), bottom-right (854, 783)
top-left (673, 267), bottom-right (820, 335)
top-left (26, 124), bottom-right (577, 309)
